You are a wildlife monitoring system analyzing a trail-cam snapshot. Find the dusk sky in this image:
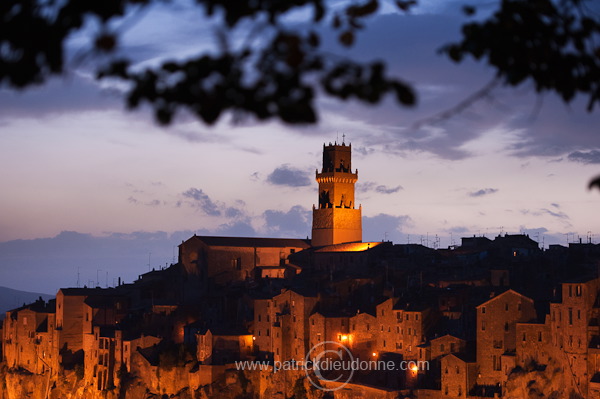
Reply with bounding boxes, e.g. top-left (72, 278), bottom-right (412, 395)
top-left (1, 0), bottom-right (599, 294)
